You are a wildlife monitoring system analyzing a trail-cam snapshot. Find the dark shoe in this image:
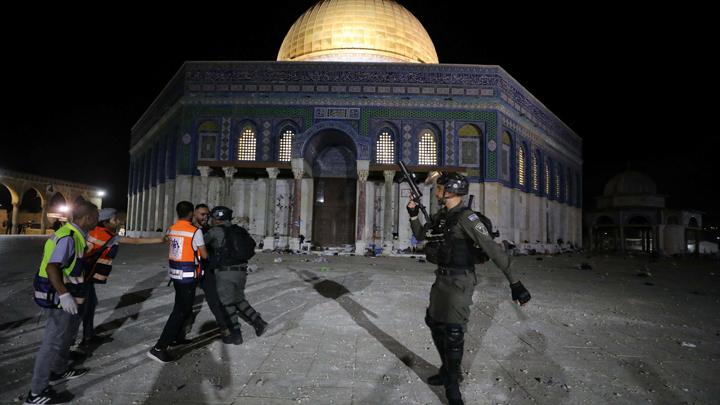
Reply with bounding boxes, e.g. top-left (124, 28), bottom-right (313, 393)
top-left (445, 382), bottom-right (464, 405)
top-left (222, 329), bottom-right (243, 345)
top-left (69, 350), bottom-right (89, 362)
top-left (24, 387), bottom-right (74, 404)
top-left (147, 347), bottom-right (173, 363)
top-left (79, 335), bottom-right (113, 347)
top-left (168, 338), bottom-right (193, 347)
top-left (253, 319), bottom-right (268, 337)
top-left (427, 367), bottom-right (463, 386)
top-left (49, 368), bottom-right (89, 385)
